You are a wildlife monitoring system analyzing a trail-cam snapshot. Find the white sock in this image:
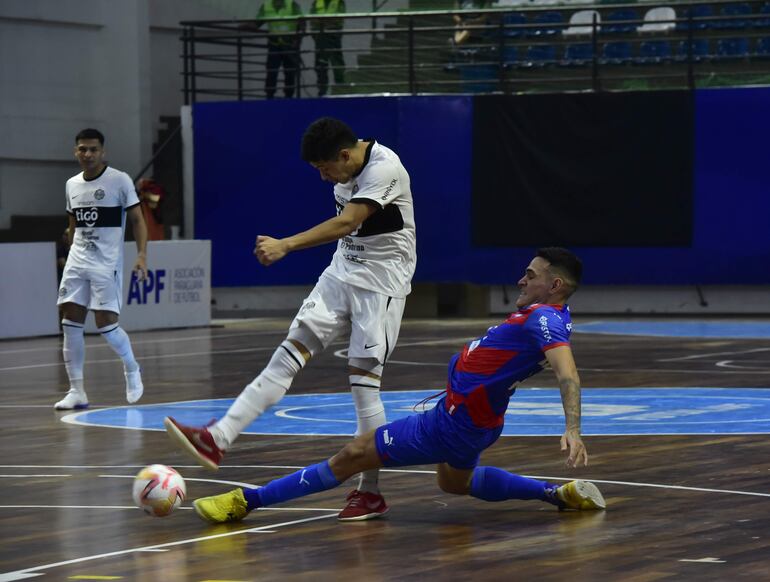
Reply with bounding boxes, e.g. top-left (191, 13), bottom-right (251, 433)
top-left (98, 324), bottom-right (139, 373)
top-left (211, 340), bottom-right (307, 449)
top-left (62, 319), bottom-right (85, 392)
top-left (350, 376), bottom-right (386, 494)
